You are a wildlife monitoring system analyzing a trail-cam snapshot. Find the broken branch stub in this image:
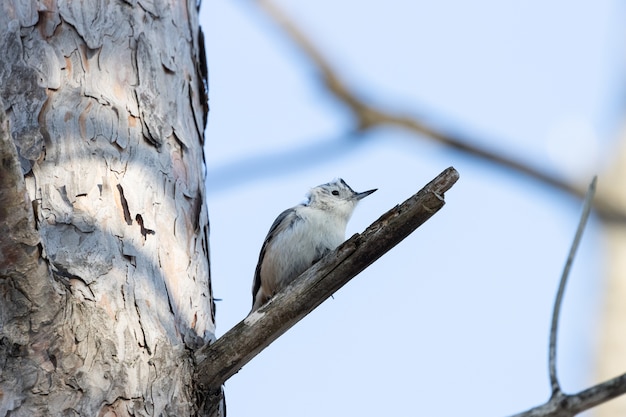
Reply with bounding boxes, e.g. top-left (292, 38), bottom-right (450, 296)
top-left (194, 167), bottom-right (459, 390)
